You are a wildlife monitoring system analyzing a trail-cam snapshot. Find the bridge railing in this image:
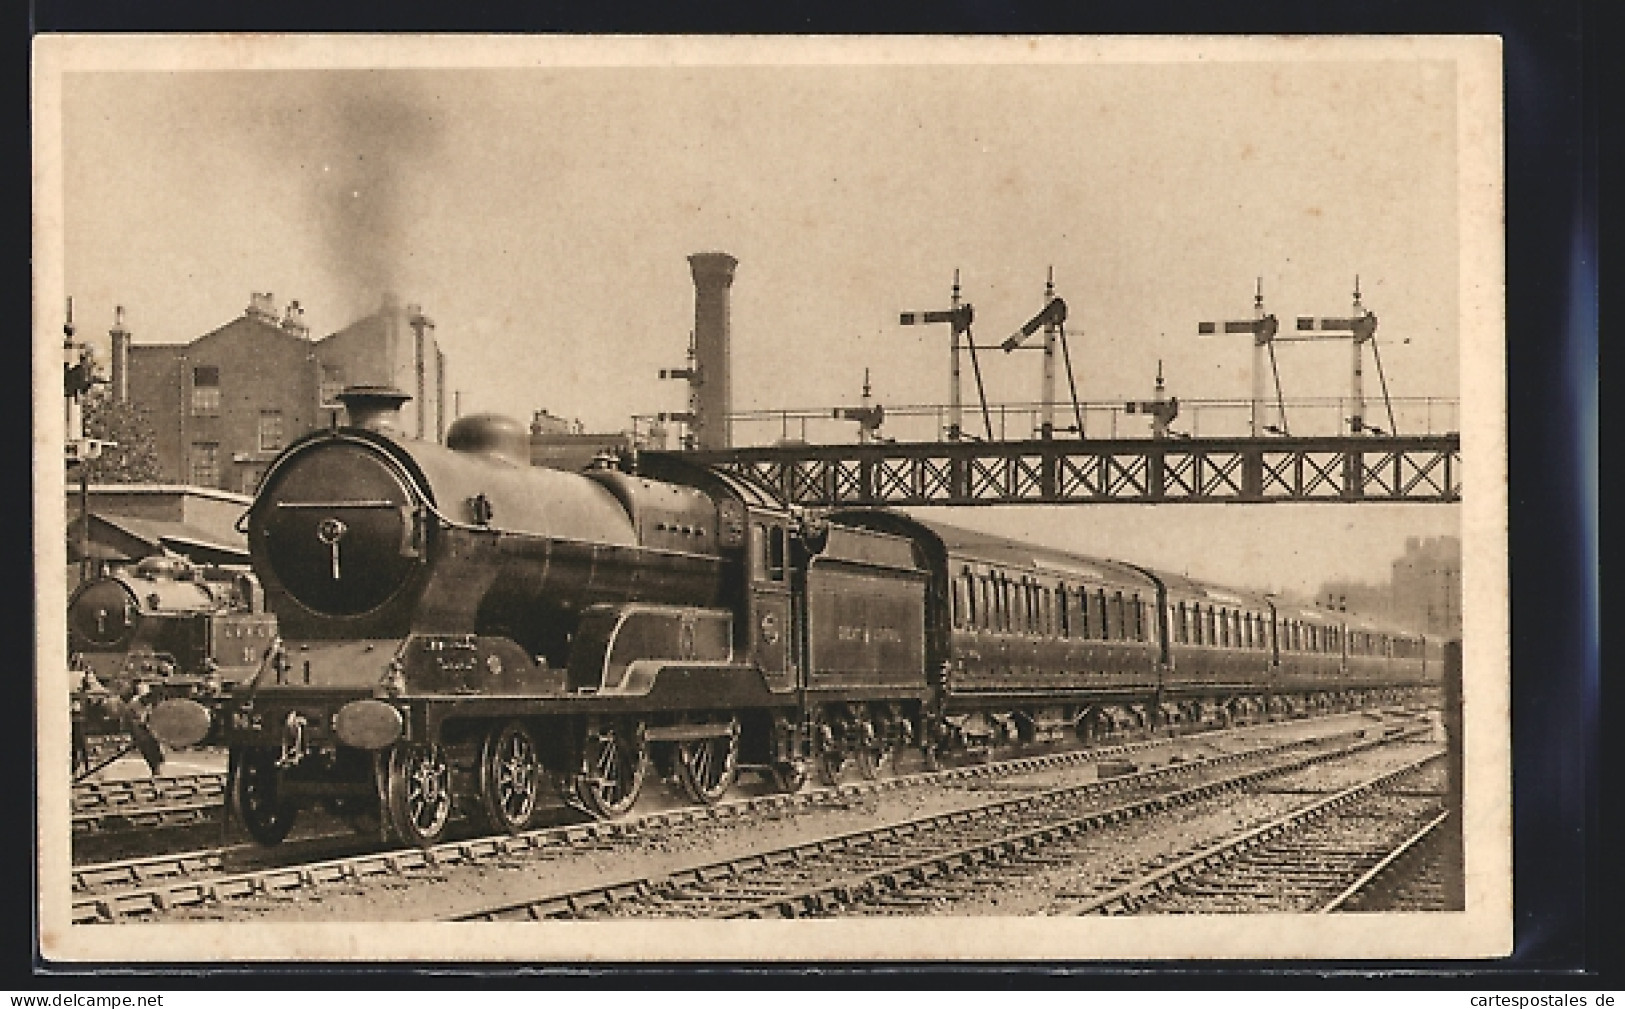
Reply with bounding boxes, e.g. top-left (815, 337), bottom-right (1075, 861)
top-left (635, 396), bottom-right (1459, 449)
